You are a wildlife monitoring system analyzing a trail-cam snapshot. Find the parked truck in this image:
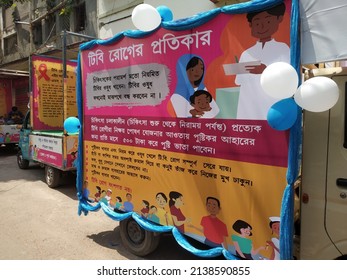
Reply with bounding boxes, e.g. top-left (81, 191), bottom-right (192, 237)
top-left (0, 123), bottom-right (21, 149)
top-left (0, 78), bottom-right (28, 150)
top-left (297, 66), bottom-right (347, 260)
top-left (73, 0), bottom-right (347, 260)
top-left (17, 55), bottom-right (79, 188)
